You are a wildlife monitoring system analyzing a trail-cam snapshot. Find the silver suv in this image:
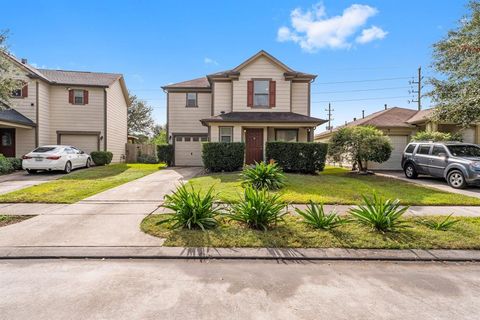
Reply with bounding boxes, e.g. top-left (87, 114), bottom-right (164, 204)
top-left (401, 141), bottom-right (480, 189)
